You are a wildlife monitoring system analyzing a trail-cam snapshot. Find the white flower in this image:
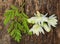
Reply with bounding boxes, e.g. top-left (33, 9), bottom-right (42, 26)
top-left (27, 11), bottom-right (58, 36)
top-left (47, 14), bottom-right (58, 27)
top-left (29, 24), bottom-right (44, 36)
